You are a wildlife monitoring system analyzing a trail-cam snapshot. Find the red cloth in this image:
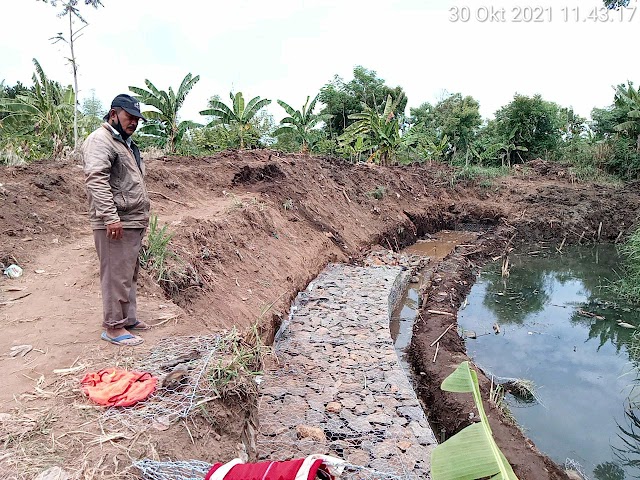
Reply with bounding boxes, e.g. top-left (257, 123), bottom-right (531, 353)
top-left (205, 458), bottom-right (325, 480)
top-left (81, 368), bottom-right (157, 407)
